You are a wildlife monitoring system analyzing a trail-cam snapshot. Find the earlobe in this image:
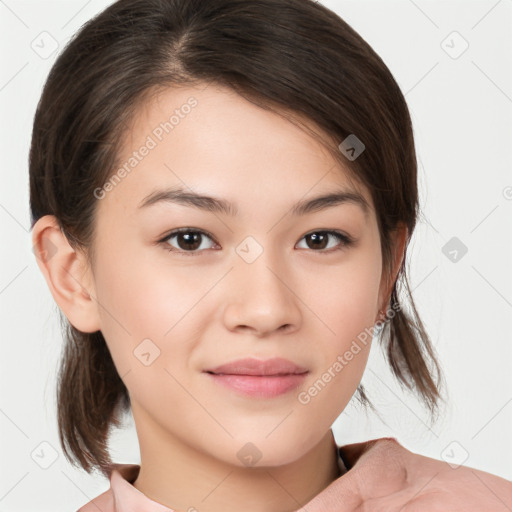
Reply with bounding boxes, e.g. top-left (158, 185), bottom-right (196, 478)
top-left (31, 215), bottom-right (101, 333)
